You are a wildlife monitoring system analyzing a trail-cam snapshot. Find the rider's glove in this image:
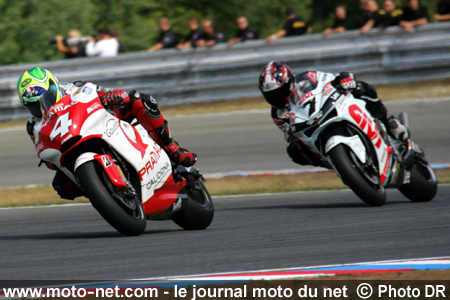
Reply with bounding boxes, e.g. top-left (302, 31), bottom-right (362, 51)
top-left (101, 89), bottom-right (129, 106)
top-left (338, 72), bottom-right (357, 91)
